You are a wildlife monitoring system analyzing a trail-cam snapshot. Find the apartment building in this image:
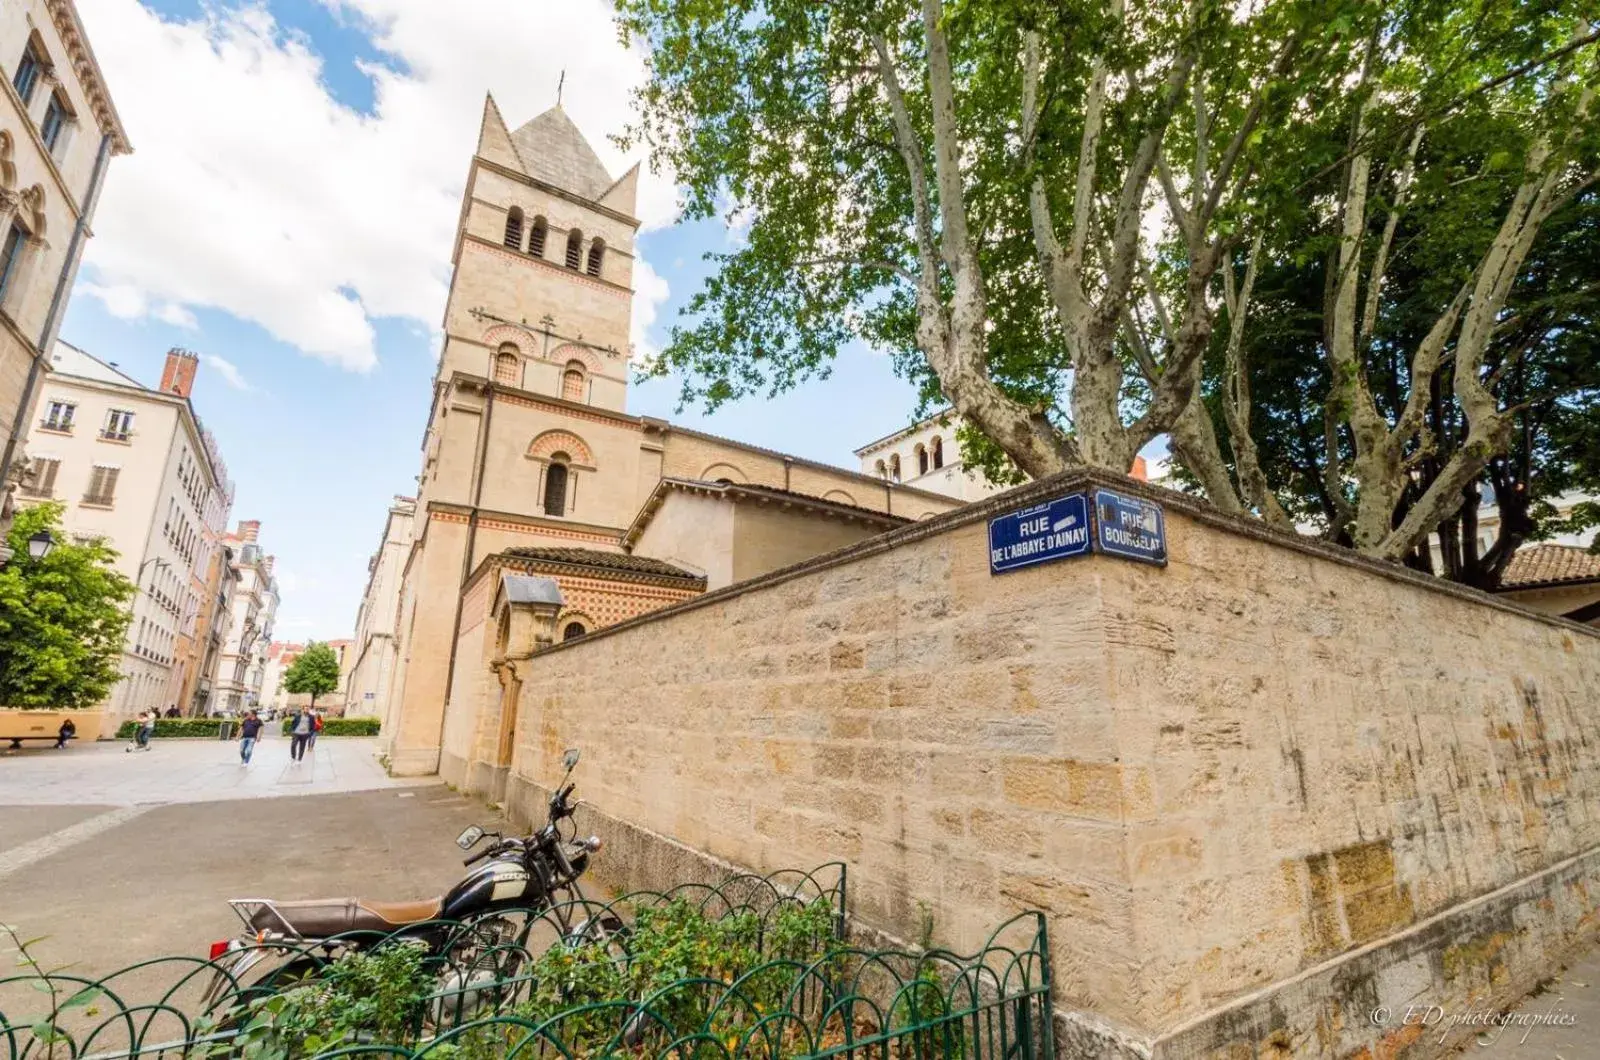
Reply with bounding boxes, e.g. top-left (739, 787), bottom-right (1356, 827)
top-left (0, 0), bottom-right (130, 548)
top-left (17, 344), bottom-right (232, 716)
